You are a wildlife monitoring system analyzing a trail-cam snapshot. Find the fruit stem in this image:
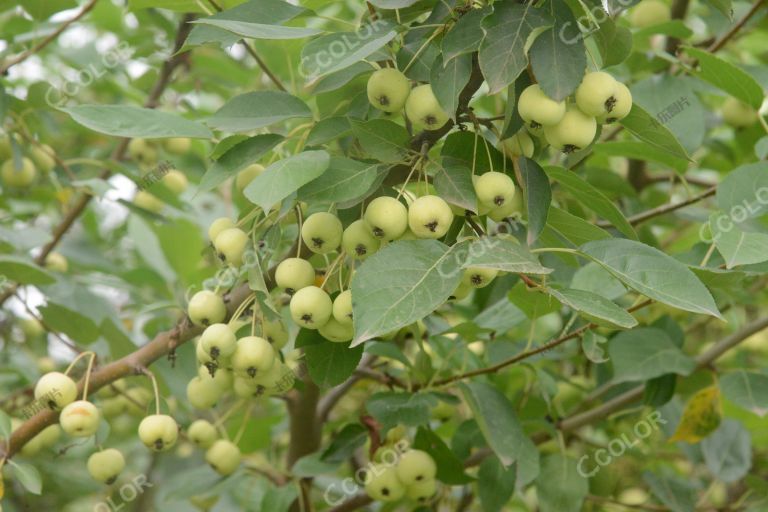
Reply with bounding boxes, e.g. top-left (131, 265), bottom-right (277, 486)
top-left (214, 399), bottom-right (246, 437)
top-left (64, 350), bottom-right (95, 376)
top-left (295, 205), bottom-right (304, 258)
top-left (81, 352), bottom-right (97, 401)
top-left (321, 252), bottom-right (346, 290)
top-left (140, 367), bottom-right (161, 416)
top-left (229, 293), bottom-right (256, 326)
top-left (233, 402), bottom-right (253, 444)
